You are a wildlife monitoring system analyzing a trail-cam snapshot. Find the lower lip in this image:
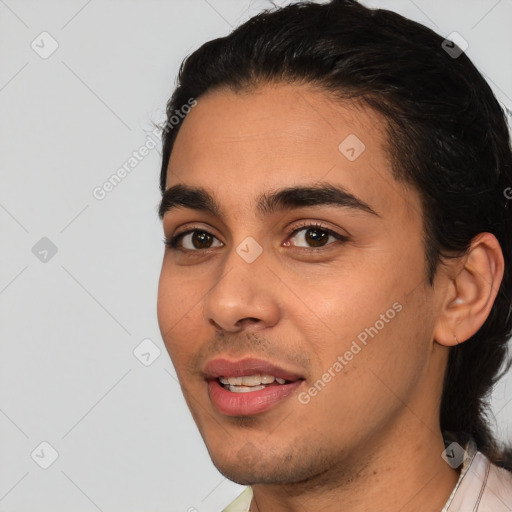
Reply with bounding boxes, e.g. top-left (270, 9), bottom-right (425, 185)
top-left (207, 379), bottom-right (303, 416)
